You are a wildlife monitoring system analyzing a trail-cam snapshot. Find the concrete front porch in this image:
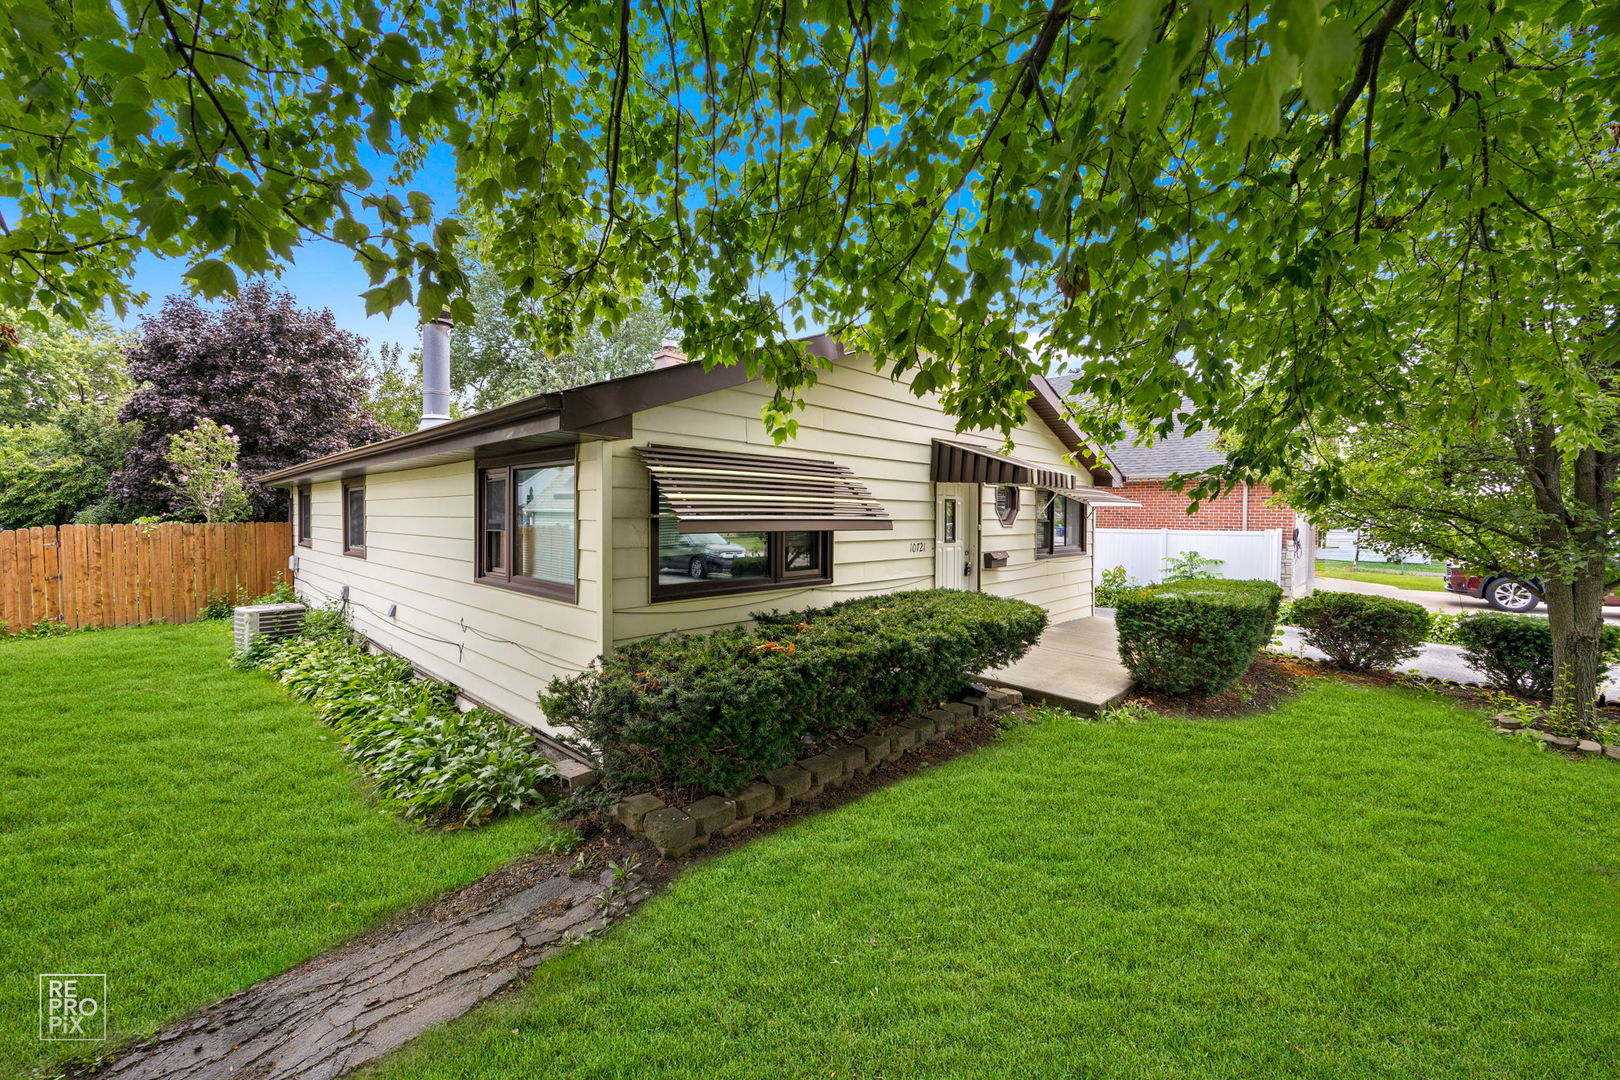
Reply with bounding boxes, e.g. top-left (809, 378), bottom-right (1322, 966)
top-left (982, 616), bottom-right (1134, 714)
